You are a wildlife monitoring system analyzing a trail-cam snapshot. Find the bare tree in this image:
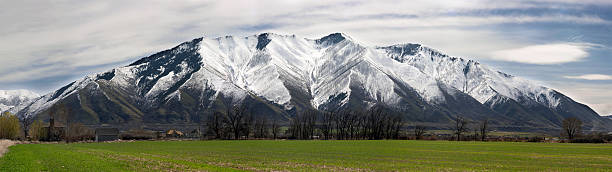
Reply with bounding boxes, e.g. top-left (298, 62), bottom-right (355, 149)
top-left (414, 124), bottom-right (426, 140)
top-left (562, 117), bottom-right (582, 140)
top-left (453, 116), bottom-right (468, 141)
top-left (334, 111), bottom-right (345, 140)
top-left (225, 105), bottom-right (246, 140)
top-left (206, 112), bottom-right (225, 139)
top-left (304, 111), bottom-right (316, 139)
top-left (290, 111), bottom-right (317, 139)
top-left (364, 106), bottom-right (385, 140)
top-left (383, 113), bottom-right (394, 139)
top-left (332, 110), bottom-right (360, 140)
top-left (289, 115), bottom-right (301, 139)
top-left (254, 116), bottom-right (269, 139)
top-left (242, 113), bottom-right (254, 139)
top-left (320, 112), bottom-right (334, 140)
top-left (479, 119), bottom-right (488, 141)
top-left (346, 112), bottom-right (359, 140)
top-left (20, 116), bottom-right (33, 139)
top-left (390, 115), bottom-right (403, 139)
top-left (271, 118), bottom-right (280, 139)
